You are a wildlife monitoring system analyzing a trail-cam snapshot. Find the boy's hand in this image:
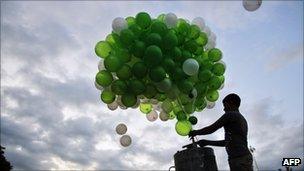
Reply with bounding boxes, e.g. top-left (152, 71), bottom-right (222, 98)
top-left (188, 130), bottom-right (197, 138)
top-left (197, 139), bottom-right (209, 147)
